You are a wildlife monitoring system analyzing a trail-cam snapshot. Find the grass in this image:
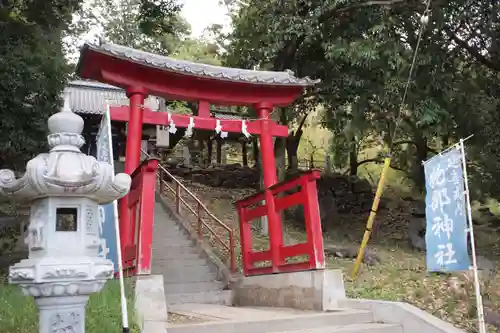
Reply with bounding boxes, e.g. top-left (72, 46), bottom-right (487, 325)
top-left (326, 245), bottom-right (500, 333)
top-left (0, 279), bottom-right (140, 333)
